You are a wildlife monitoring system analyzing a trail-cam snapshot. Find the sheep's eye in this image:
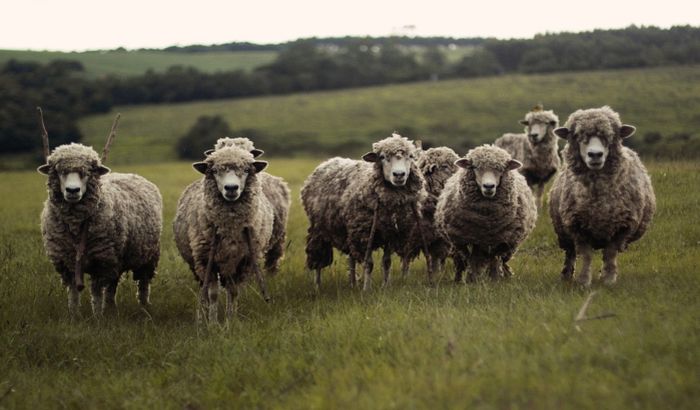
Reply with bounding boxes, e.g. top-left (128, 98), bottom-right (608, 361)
top-left (379, 155), bottom-right (386, 161)
top-left (244, 169), bottom-right (250, 174)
